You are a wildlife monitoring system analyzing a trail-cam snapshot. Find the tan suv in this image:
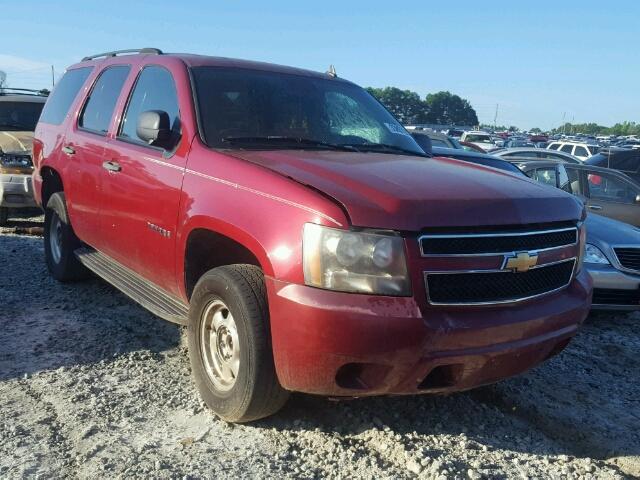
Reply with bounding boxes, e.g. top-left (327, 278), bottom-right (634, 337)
top-left (0, 88), bottom-right (47, 224)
